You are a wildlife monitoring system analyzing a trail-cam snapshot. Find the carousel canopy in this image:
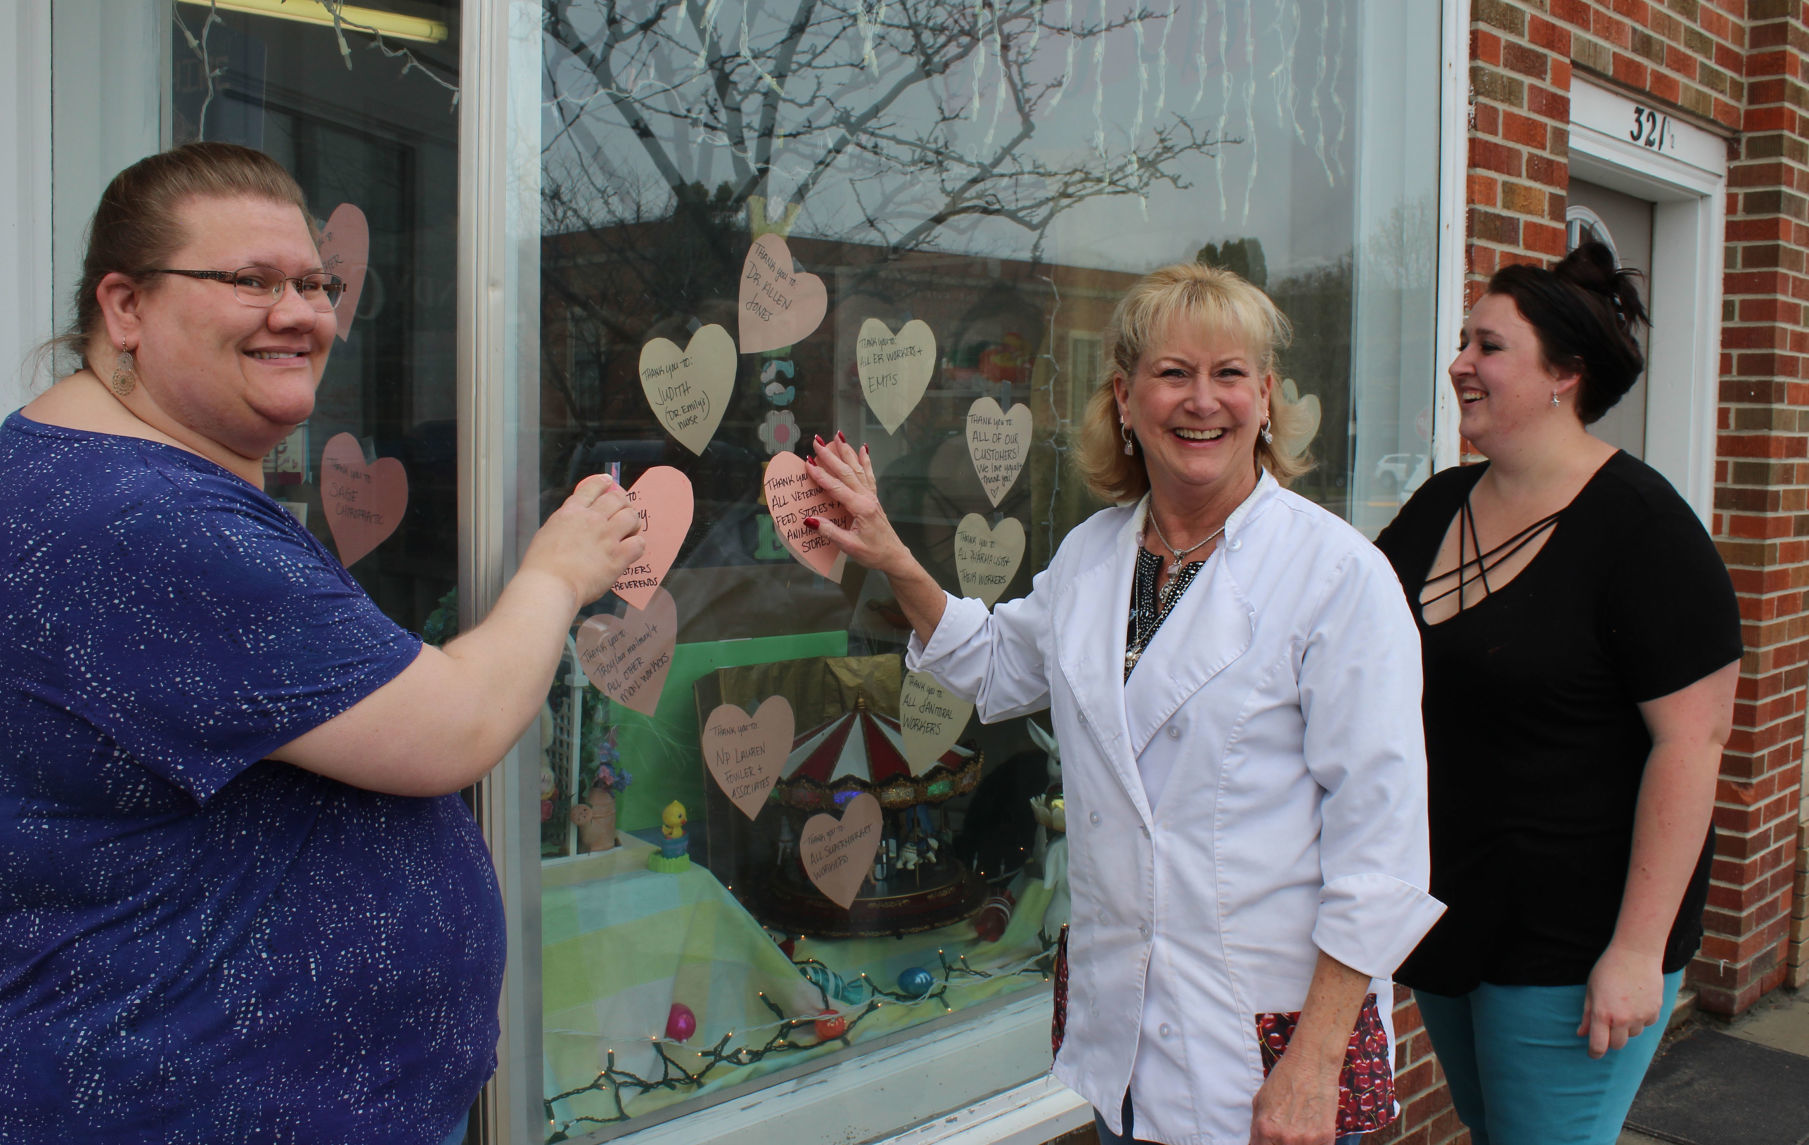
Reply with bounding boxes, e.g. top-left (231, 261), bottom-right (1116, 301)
top-left (778, 698), bottom-right (979, 809)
